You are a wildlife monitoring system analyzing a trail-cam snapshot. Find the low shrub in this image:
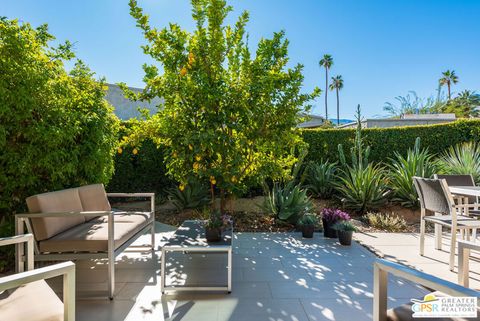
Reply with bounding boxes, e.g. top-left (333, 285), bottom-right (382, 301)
top-left (364, 212), bottom-right (407, 232)
top-left (436, 142), bottom-right (480, 184)
top-left (388, 138), bottom-right (437, 208)
top-left (168, 179), bottom-right (210, 211)
top-left (302, 160), bottom-right (338, 198)
top-left (336, 164), bottom-right (389, 213)
top-left (262, 182), bottom-right (313, 224)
